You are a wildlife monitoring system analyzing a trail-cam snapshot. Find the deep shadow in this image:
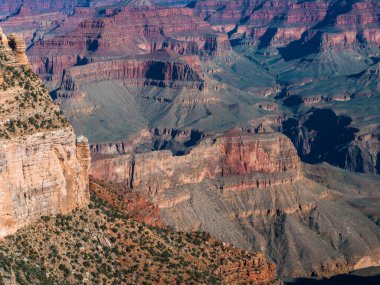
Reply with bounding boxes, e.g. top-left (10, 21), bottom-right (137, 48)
top-left (184, 130), bottom-right (204, 148)
top-left (278, 31), bottom-right (322, 61)
top-left (286, 274), bottom-right (380, 285)
top-left (75, 55), bottom-right (89, 66)
top-left (283, 95), bottom-right (302, 107)
top-left (282, 108), bottom-right (359, 166)
top-left (278, 0), bottom-right (357, 61)
top-left (151, 129), bottom-right (204, 156)
top-left (258, 28), bottom-right (278, 50)
top-left (146, 62), bottom-right (166, 81)
top-left (86, 39), bottom-right (99, 52)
